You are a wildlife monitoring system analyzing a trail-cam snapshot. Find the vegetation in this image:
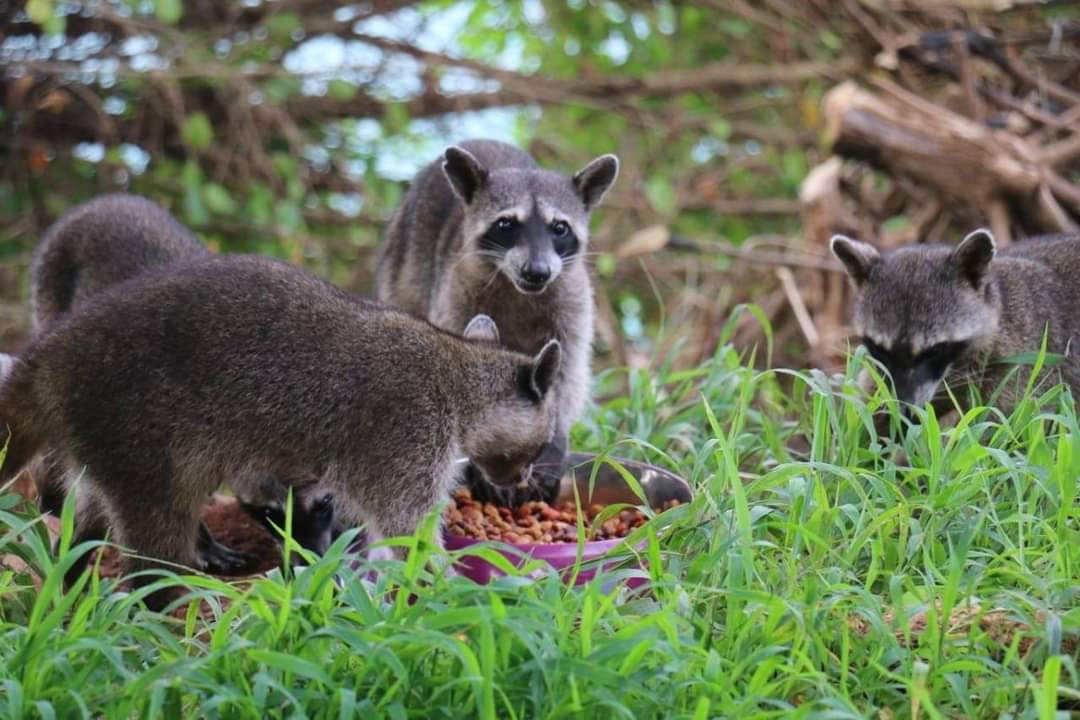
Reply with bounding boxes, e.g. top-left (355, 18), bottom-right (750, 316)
top-left (1, 329), bottom-right (1077, 716)
top-left (3, 2), bottom-right (1076, 367)
top-left (1, 2), bottom-right (1078, 716)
